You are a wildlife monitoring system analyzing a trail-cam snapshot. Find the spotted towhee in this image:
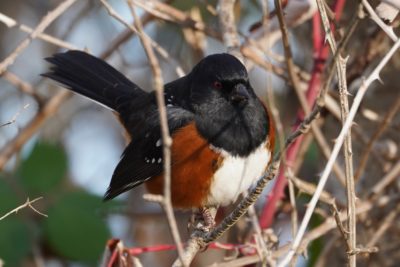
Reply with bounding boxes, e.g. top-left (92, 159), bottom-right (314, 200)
top-left (44, 51), bottom-right (274, 213)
